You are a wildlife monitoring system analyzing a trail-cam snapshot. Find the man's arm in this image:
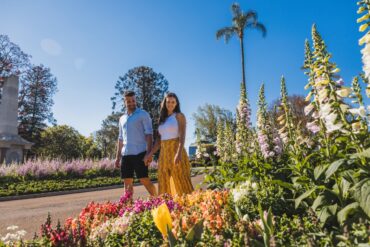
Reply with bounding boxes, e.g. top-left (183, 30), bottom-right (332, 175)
top-left (145, 134), bottom-right (153, 153)
top-left (115, 140), bottom-right (123, 168)
top-left (115, 117), bottom-right (123, 168)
